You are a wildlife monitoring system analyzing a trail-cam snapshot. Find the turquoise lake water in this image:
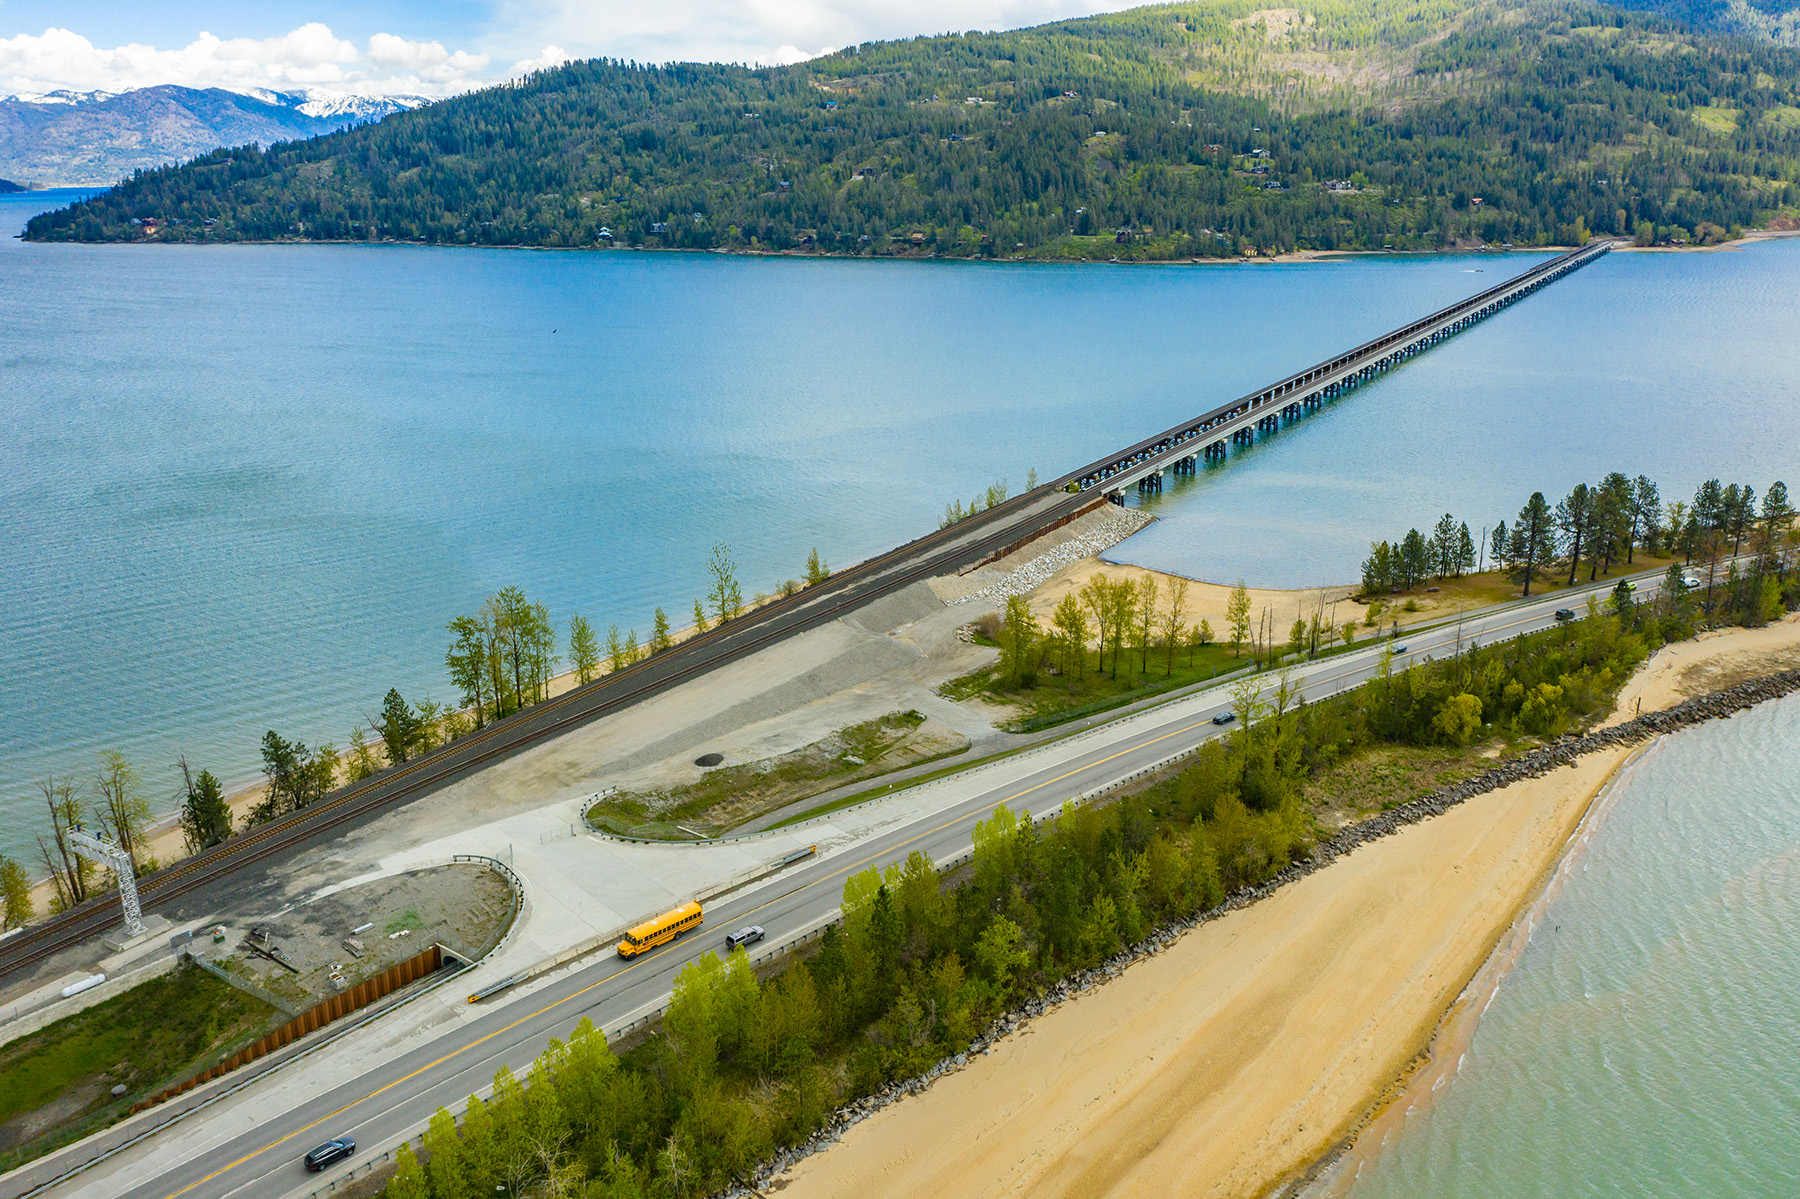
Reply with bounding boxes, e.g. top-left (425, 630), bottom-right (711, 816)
top-left (2, 188), bottom-right (1798, 847)
top-left (1330, 695), bottom-right (1800, 1199)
